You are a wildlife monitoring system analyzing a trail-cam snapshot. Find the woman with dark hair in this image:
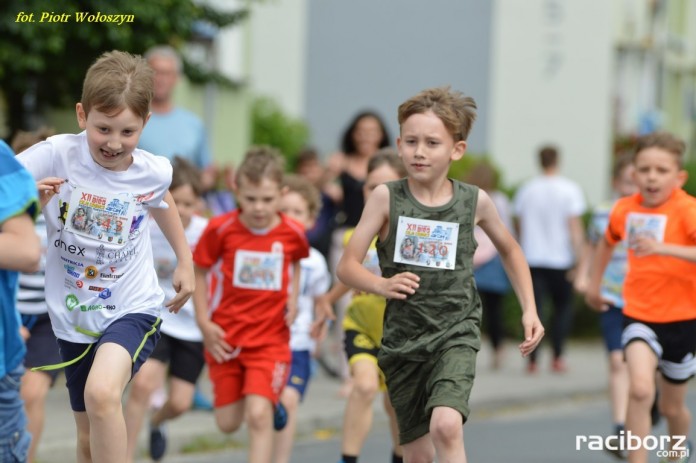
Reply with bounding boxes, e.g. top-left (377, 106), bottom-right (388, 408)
top-left (324, 111), bottom-right (391, 395)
